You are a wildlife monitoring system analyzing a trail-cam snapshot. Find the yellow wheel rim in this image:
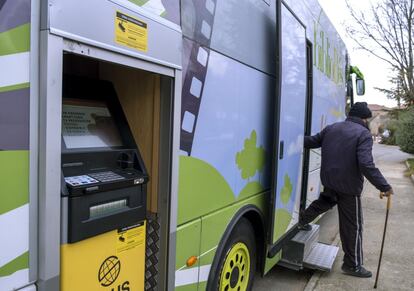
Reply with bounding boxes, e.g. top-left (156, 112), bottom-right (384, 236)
top-left (219, 242), bottom-right (250, 291)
